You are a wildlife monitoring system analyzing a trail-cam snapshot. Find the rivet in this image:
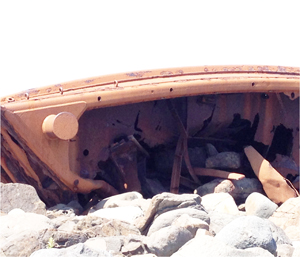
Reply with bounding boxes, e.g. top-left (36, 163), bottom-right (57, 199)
top-left (25, 93), bottom-right (29, 99)
top-left (114, 80), bottom-right (118, 87)
top-left (59, 87), bottom-right (63, 94)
